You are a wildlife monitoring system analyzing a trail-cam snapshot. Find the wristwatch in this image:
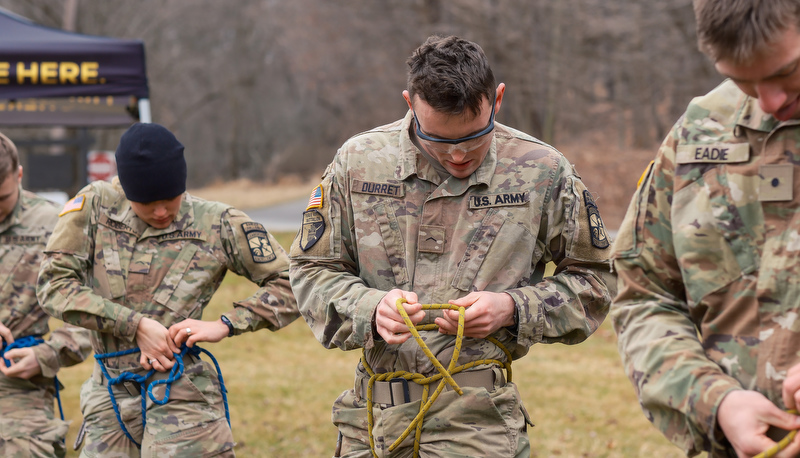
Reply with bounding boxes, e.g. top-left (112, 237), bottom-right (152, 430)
top-left (220, 315), bottom-right (235, 337)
